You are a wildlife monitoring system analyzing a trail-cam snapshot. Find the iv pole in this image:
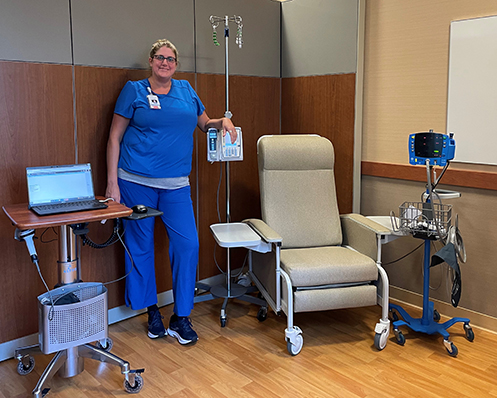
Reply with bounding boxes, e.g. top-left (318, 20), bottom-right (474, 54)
top-left (210, 15), bottom-right (243, 298)
top-left (195, 16), bottom-right (265, 327)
